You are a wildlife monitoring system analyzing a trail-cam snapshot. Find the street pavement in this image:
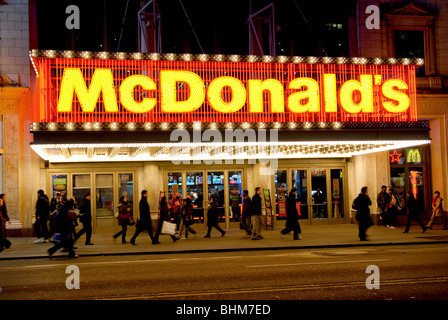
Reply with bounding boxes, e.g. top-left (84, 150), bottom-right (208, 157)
top-left (1, 223), bottom-right (448, 260)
